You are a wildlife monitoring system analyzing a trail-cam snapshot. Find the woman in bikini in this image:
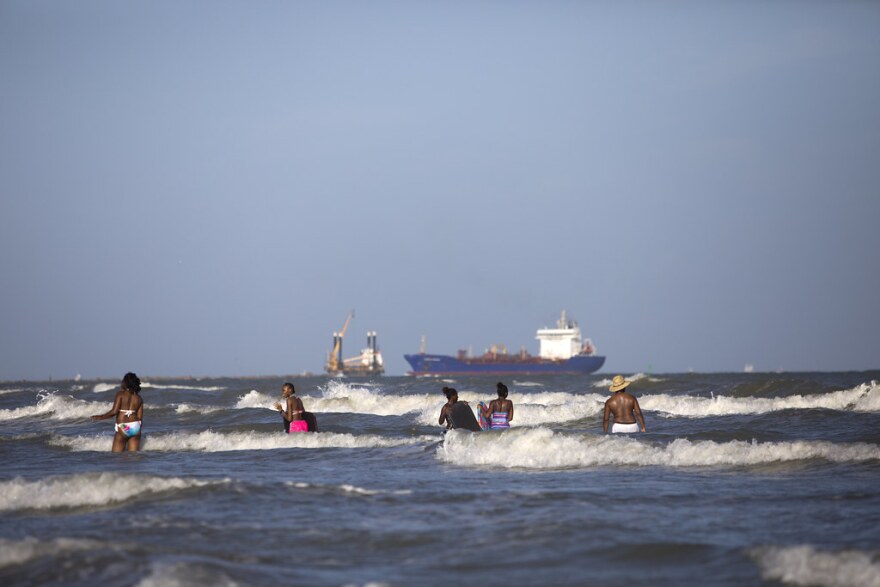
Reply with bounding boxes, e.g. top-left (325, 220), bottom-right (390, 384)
top-left (274, 382), bottom-right (308, 433)
top-left (91, 372), bottom-right (144, 452)
top-left (479, 382), bottom-right (514, 430)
